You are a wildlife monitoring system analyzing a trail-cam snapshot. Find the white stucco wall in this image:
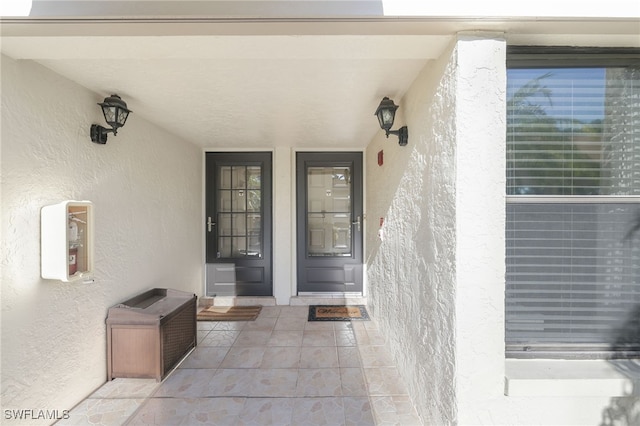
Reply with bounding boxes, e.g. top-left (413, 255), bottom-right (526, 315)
top-left (1, 55), bottom-right (202, 423)
top-left (365, 40), bottom-right (458, 424)
top-left (453, 33), bottom-right (507, 424)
